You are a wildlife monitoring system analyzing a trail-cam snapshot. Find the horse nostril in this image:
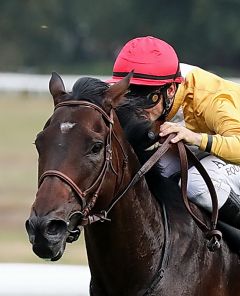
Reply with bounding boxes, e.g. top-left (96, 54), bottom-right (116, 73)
top-left (46, 220), bottom-right (67, 236)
